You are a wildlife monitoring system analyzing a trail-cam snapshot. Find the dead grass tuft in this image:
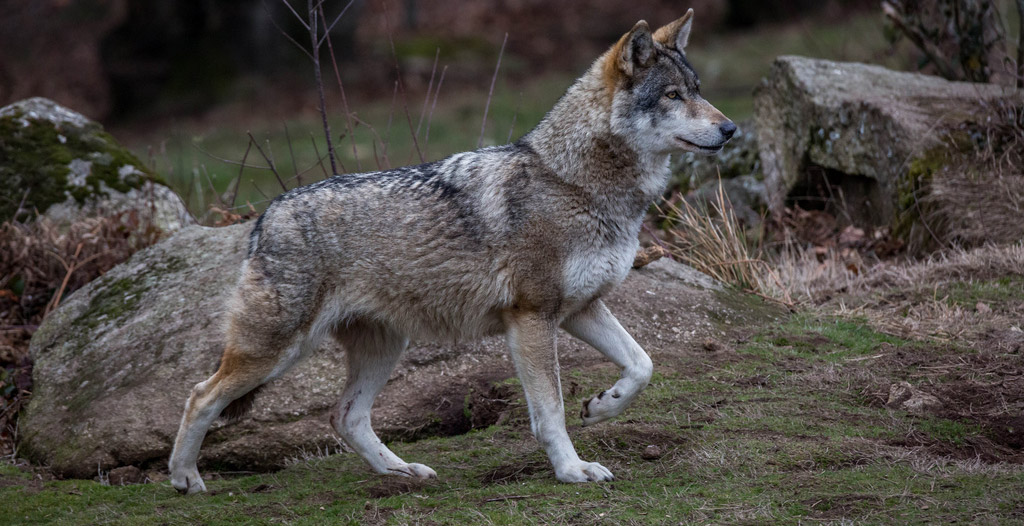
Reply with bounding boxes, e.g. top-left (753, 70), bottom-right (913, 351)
top-left (918, 100), bottom-right (1024, 250)
top-left (659, 182), bottom-right (785, 300)
top-left (1, 210), bottom-right (162, 458)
